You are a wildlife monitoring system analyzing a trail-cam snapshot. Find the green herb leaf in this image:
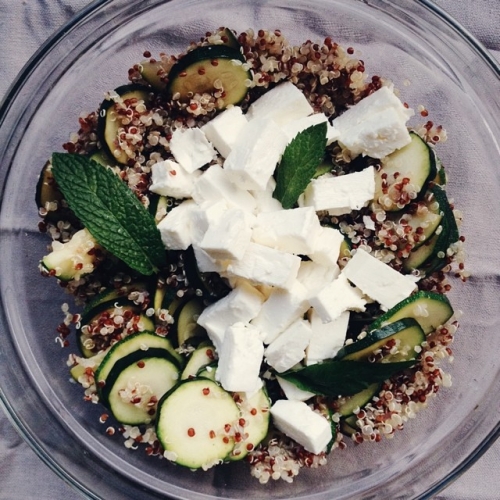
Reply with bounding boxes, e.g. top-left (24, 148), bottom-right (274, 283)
top-left (273, 122), bottom-right (327, 209)
top-left (51, 153), bottom-right (165, 275)
top-left (280, 360), bottom-right (415, 397)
